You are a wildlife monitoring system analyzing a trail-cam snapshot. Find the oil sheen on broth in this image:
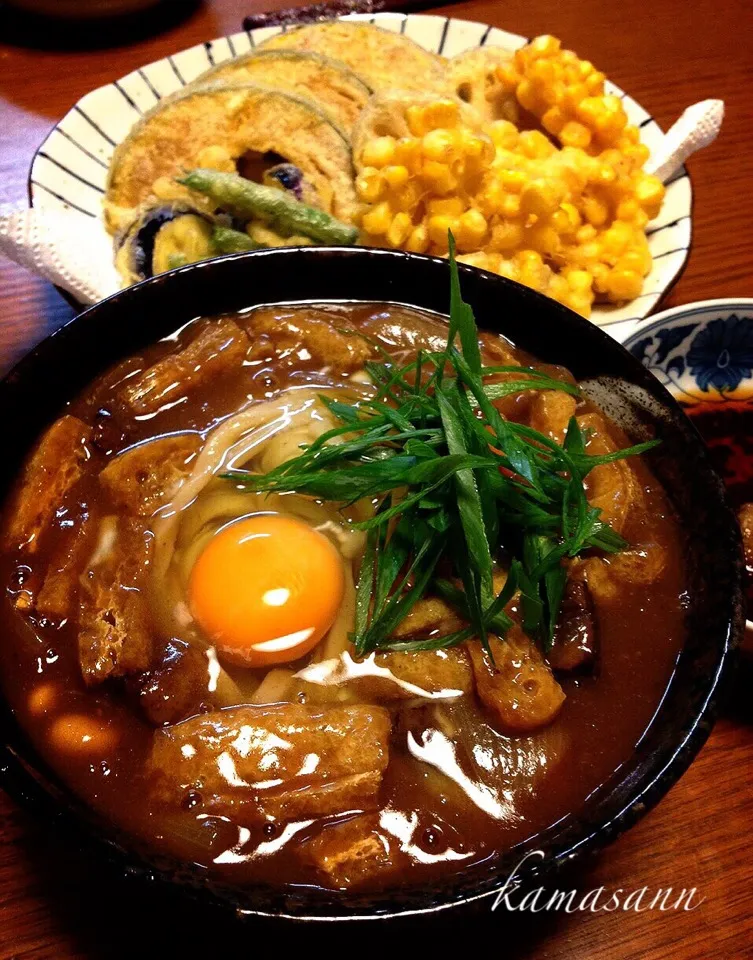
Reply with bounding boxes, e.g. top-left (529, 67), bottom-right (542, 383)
top-left (0, 303), bottom-right (687, 893)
